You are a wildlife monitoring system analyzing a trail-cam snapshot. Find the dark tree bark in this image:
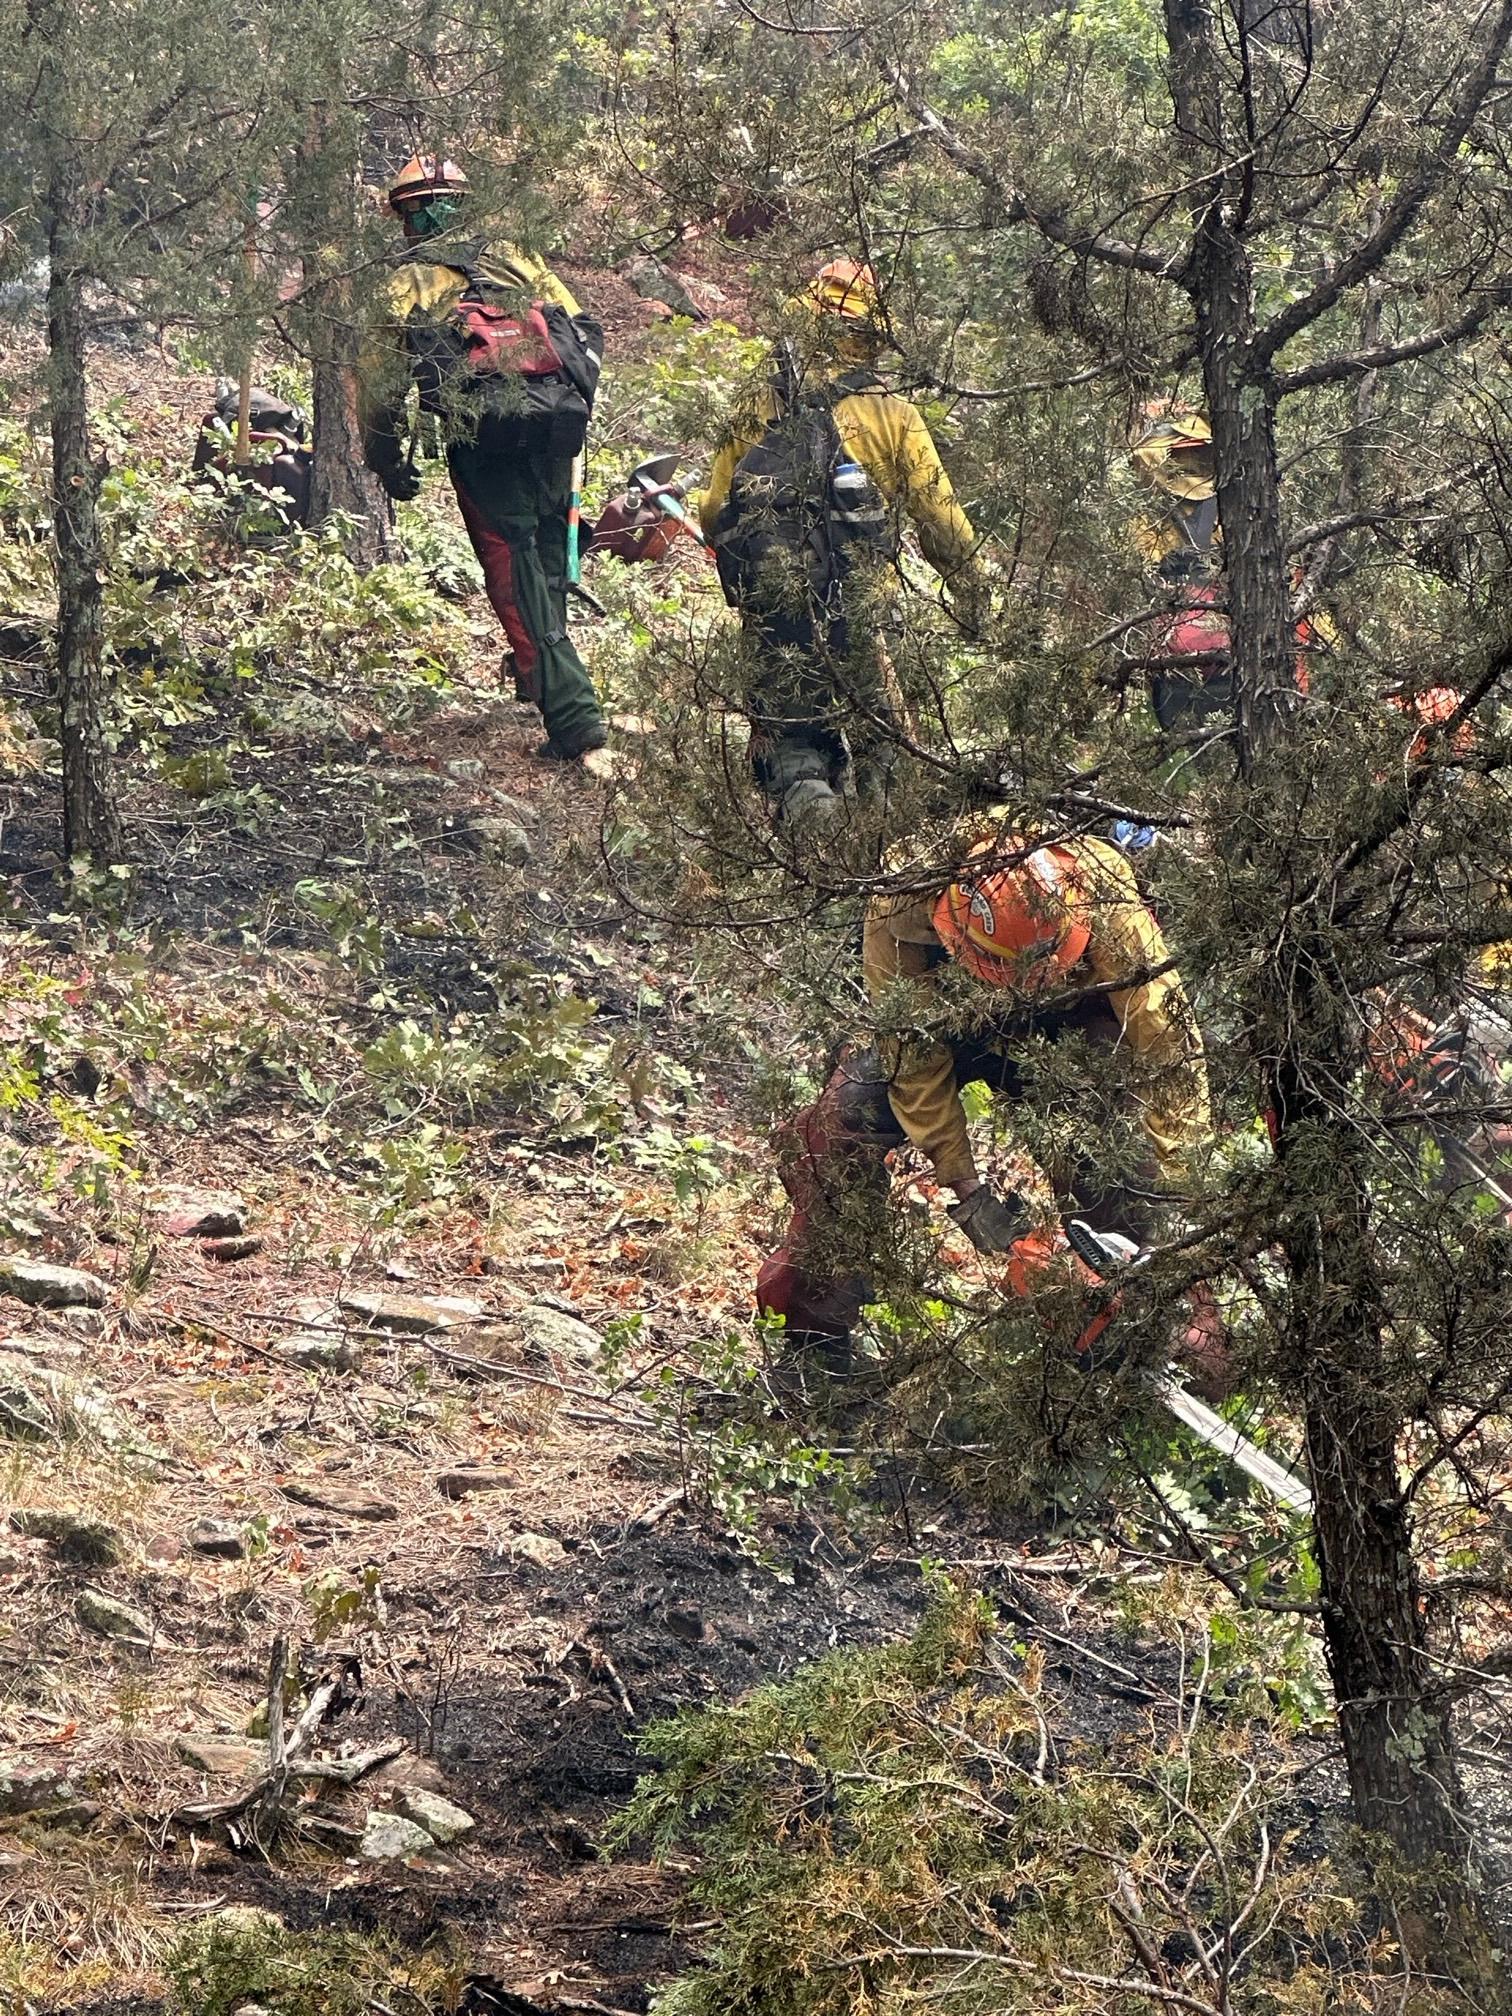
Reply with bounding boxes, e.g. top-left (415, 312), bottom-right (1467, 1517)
top-left (308, 345), bottom-right (391, 569)
top-left (46, 163), bottom-right (122, 865)
top-left (302, 106), bottom-right (391, 570)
